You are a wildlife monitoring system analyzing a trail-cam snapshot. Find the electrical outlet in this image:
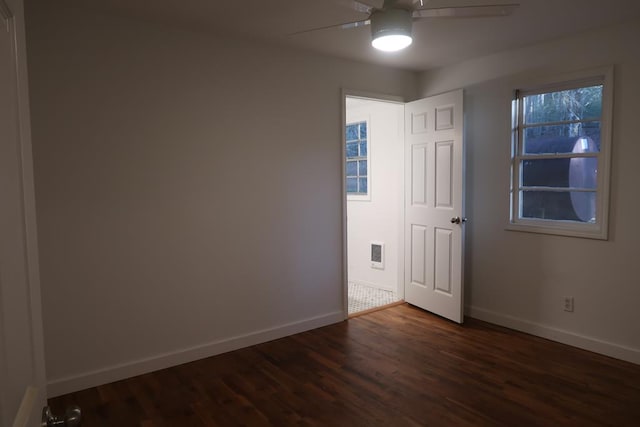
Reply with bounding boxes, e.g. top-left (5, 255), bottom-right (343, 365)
top-left (563, 296), bottom-right (574, 312)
